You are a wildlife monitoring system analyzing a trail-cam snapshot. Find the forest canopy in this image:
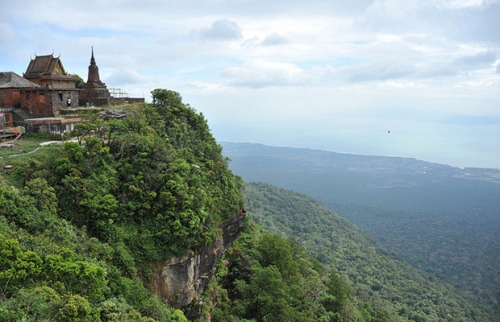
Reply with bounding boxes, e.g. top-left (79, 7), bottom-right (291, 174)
top-left (0, 89), bottom-right (243, 321)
